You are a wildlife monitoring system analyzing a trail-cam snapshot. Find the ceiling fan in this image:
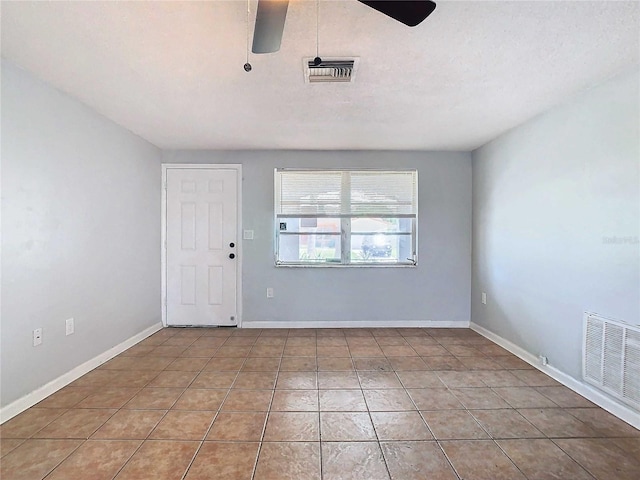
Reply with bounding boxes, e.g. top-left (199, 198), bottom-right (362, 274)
top-left (252, 0), bottom-right (437, 54)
